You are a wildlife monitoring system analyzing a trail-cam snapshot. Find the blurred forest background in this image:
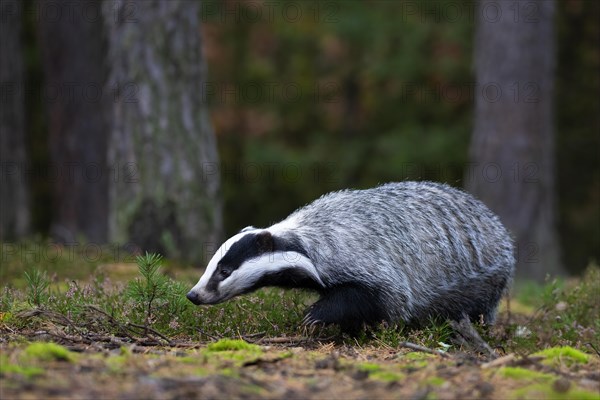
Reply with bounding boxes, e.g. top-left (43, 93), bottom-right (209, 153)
top-left (1, 0), bottom-right (598, 282)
